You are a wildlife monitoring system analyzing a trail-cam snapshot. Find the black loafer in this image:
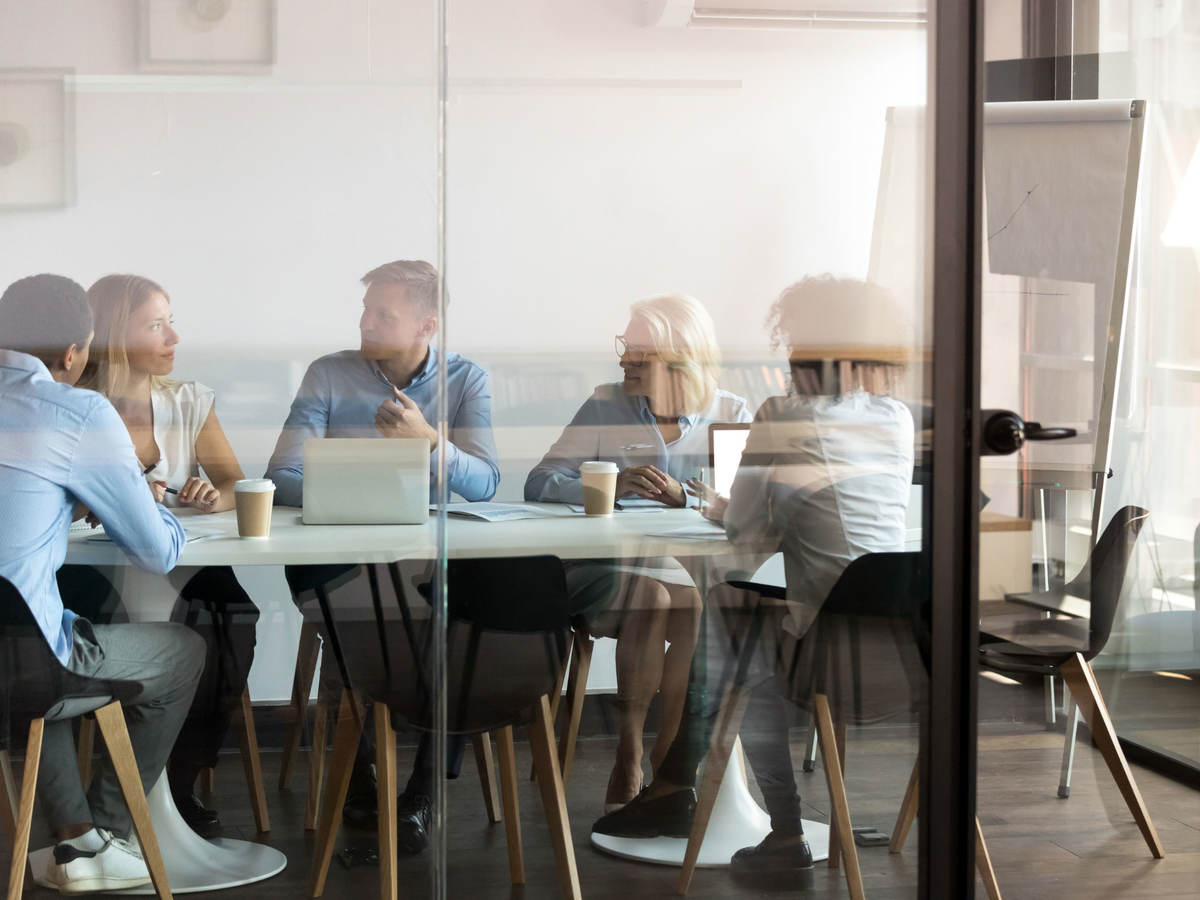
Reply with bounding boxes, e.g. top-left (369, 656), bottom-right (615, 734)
top-left (731, 831), bottom-right (814, 888)
top-left (173, 792), bottom-right (221, 838)
top-left (396, 791), bottom-right (432, 856)
top-left (591, 787), bottom-right (696, 838)
top-left (342, 788), bottom-right (379, 831)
